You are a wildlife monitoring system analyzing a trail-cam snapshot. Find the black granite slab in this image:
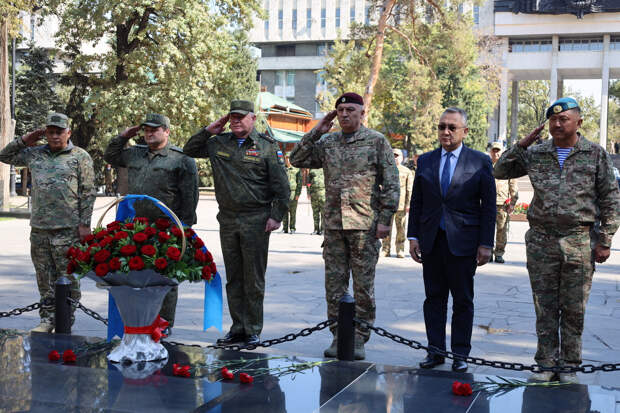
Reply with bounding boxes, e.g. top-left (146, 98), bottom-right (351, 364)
top-left (0, 330), bottom-right (617, 413)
